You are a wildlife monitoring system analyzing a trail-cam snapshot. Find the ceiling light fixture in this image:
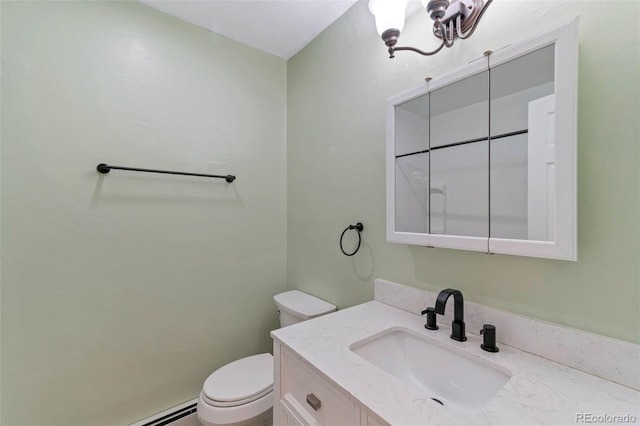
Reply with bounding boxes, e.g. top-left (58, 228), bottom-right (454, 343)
top-left (369, 0), bottom-right (492, 58)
